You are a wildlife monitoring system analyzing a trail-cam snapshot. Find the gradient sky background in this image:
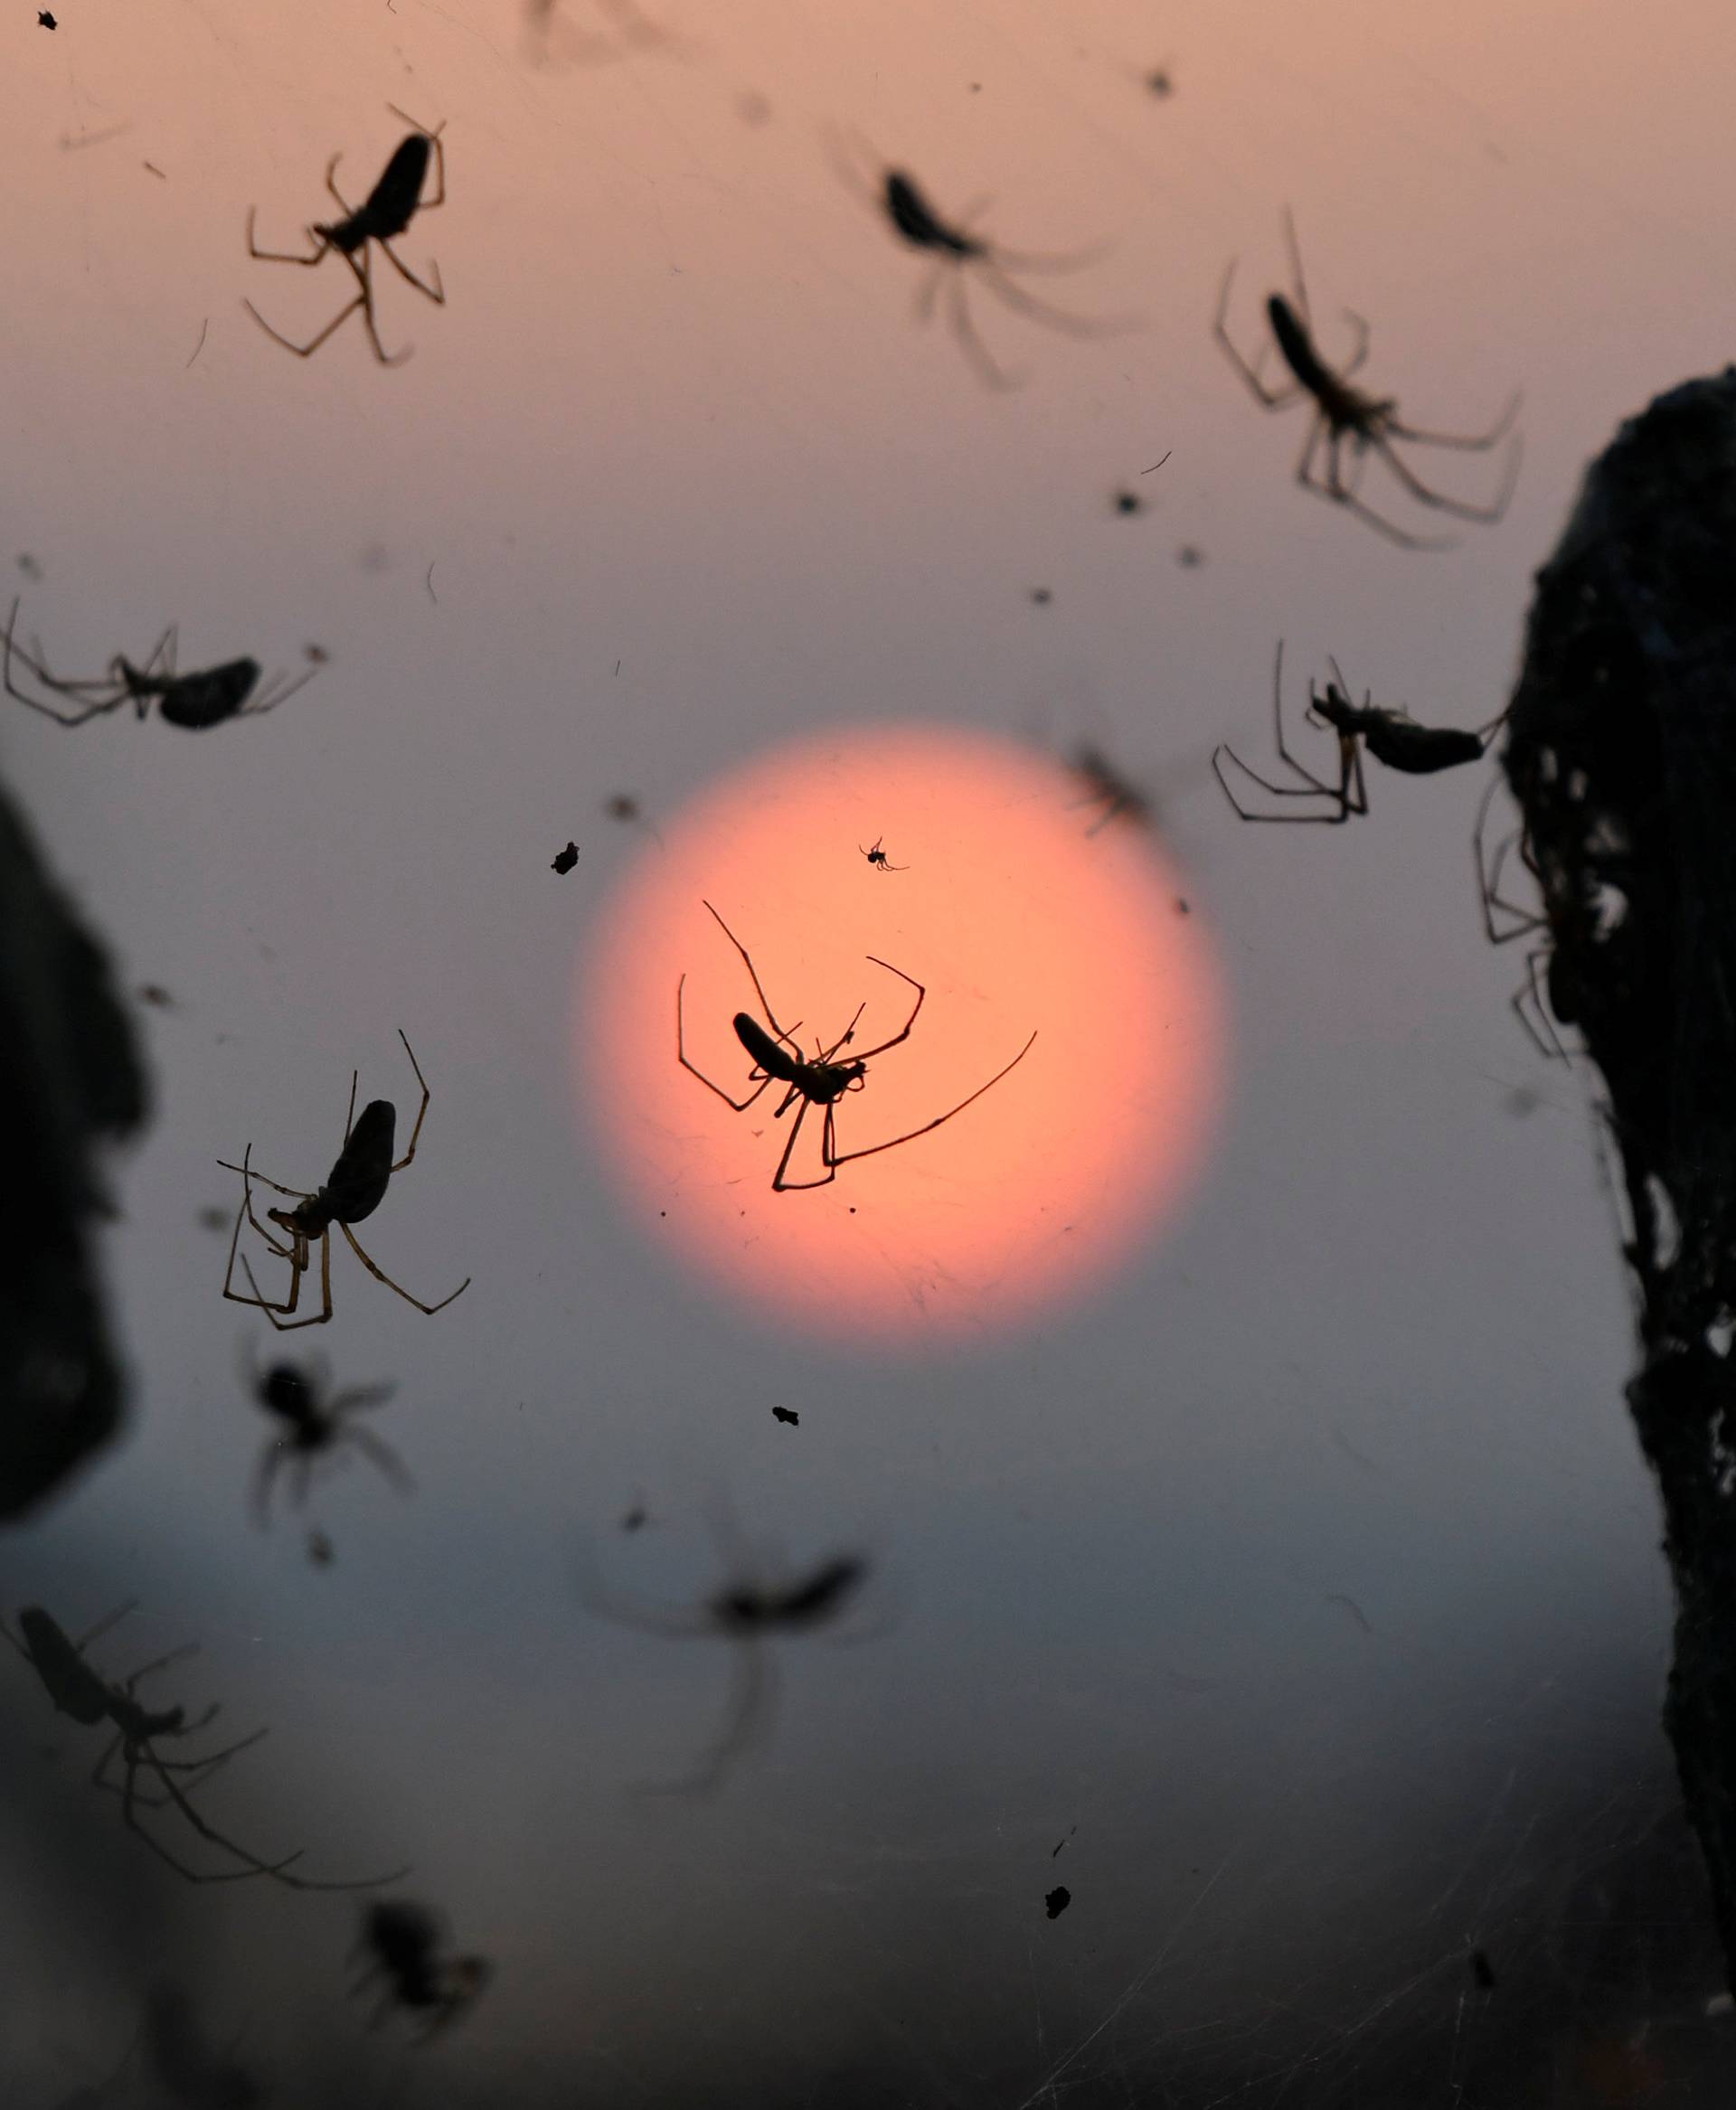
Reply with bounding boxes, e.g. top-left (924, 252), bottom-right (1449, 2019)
top-left (5, 1), bottom-right (1732, 2103)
